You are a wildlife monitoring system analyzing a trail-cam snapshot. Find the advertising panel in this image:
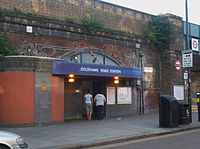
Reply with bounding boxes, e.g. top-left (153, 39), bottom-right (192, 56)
top-left (173, 85), bottom-right (184, 100)
top-left (107, 87), bottom-right (115, 105)
top-left (117, 87), bottom-right (132, 104)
